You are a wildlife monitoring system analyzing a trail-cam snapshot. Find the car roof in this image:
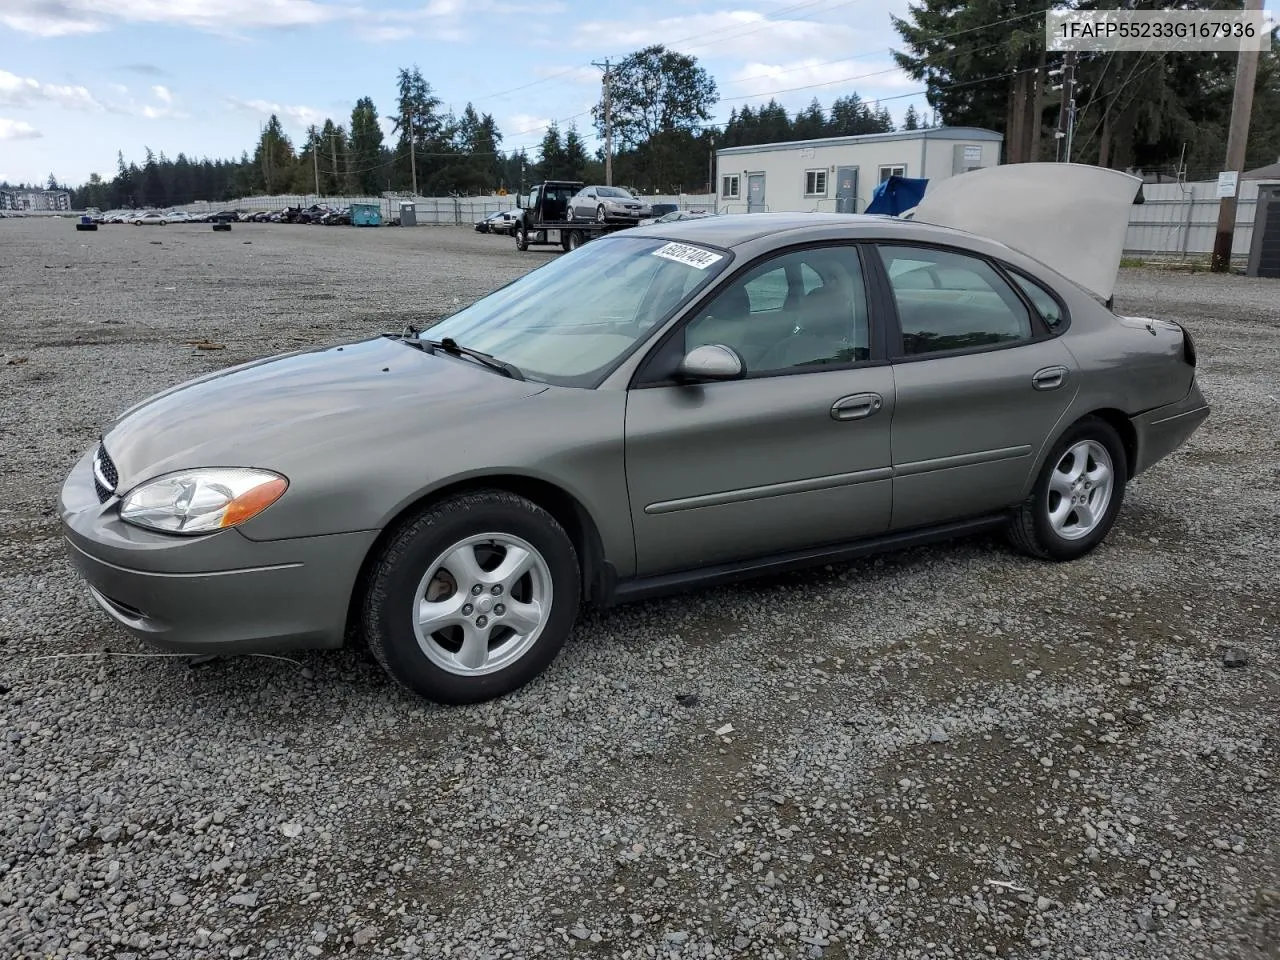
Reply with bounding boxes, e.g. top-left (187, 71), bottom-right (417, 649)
top-left (621, 212), bottom-right (997, 250)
